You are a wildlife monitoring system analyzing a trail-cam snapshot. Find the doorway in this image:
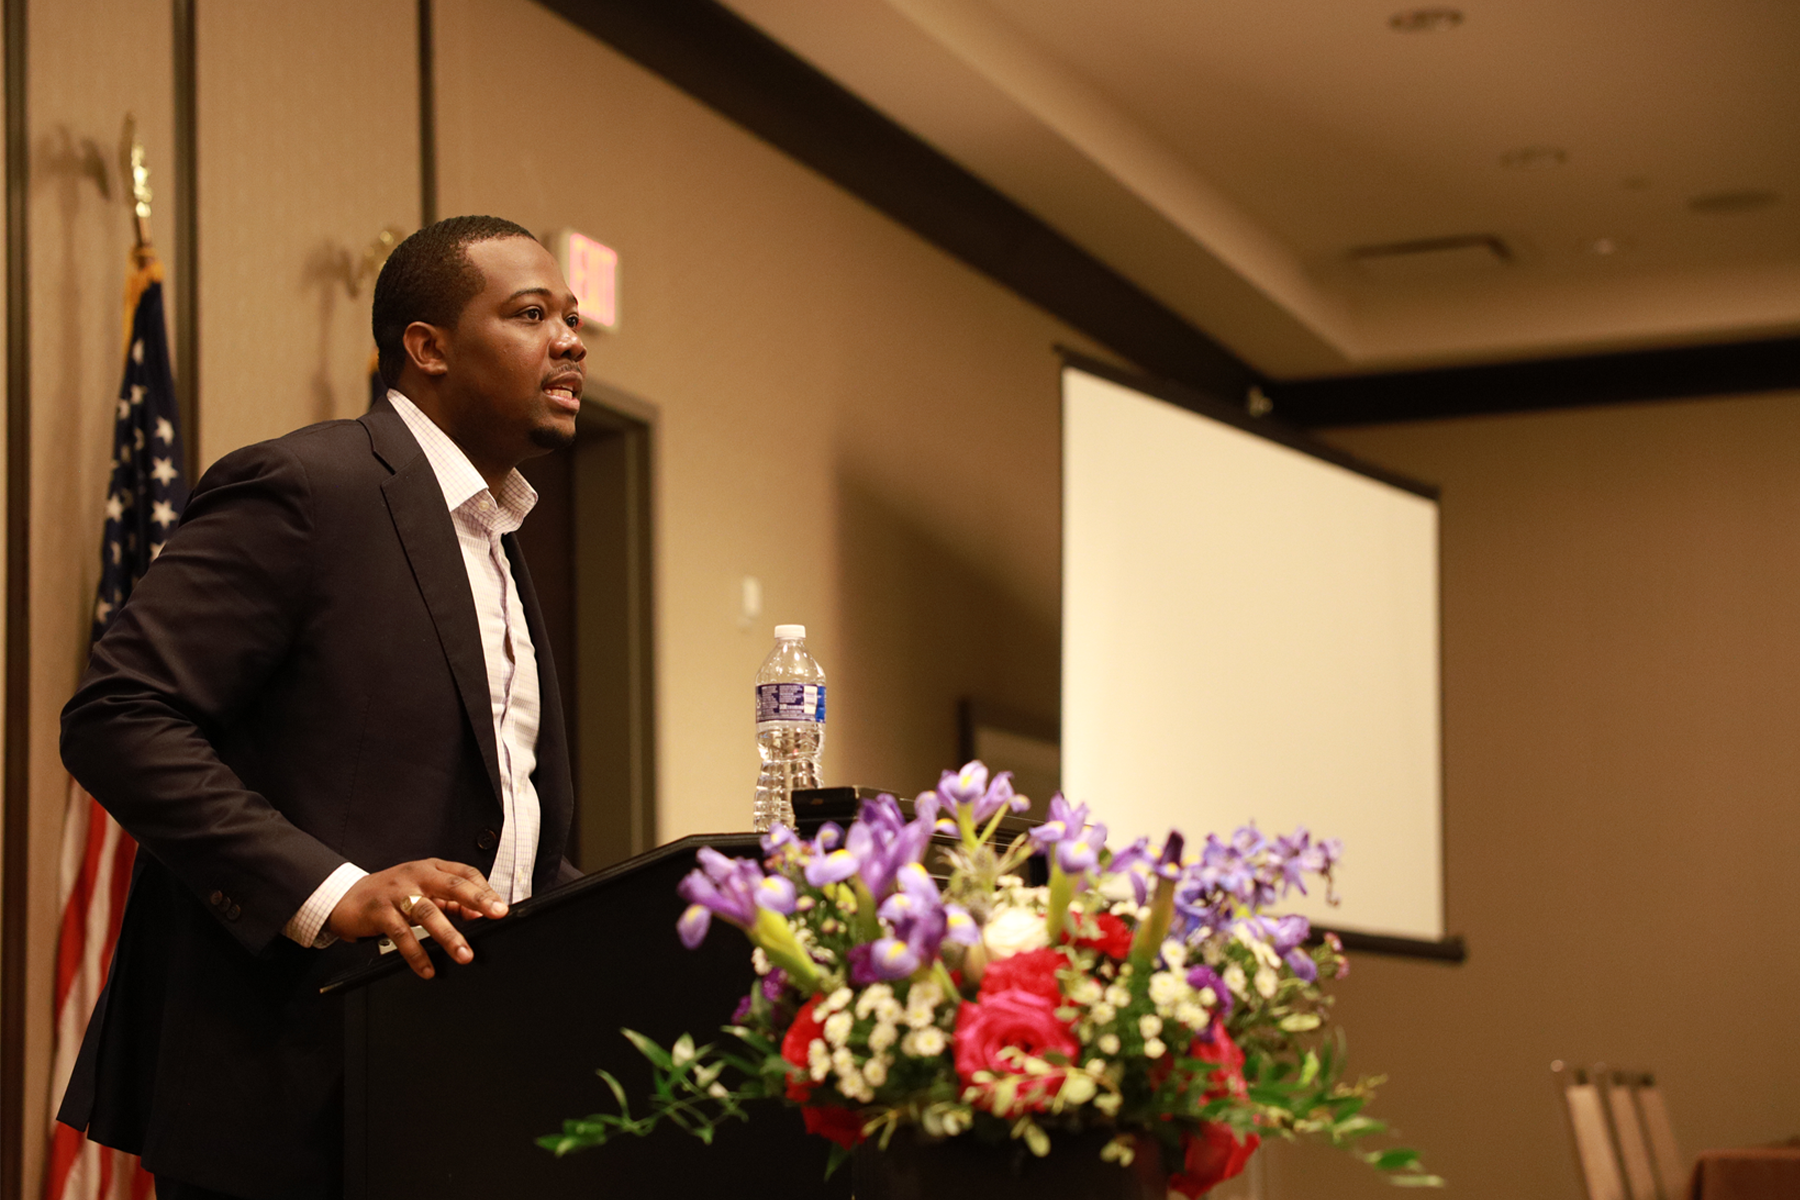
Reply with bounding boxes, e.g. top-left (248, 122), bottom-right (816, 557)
top-left (517, 386), bottom-right (656, 873)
